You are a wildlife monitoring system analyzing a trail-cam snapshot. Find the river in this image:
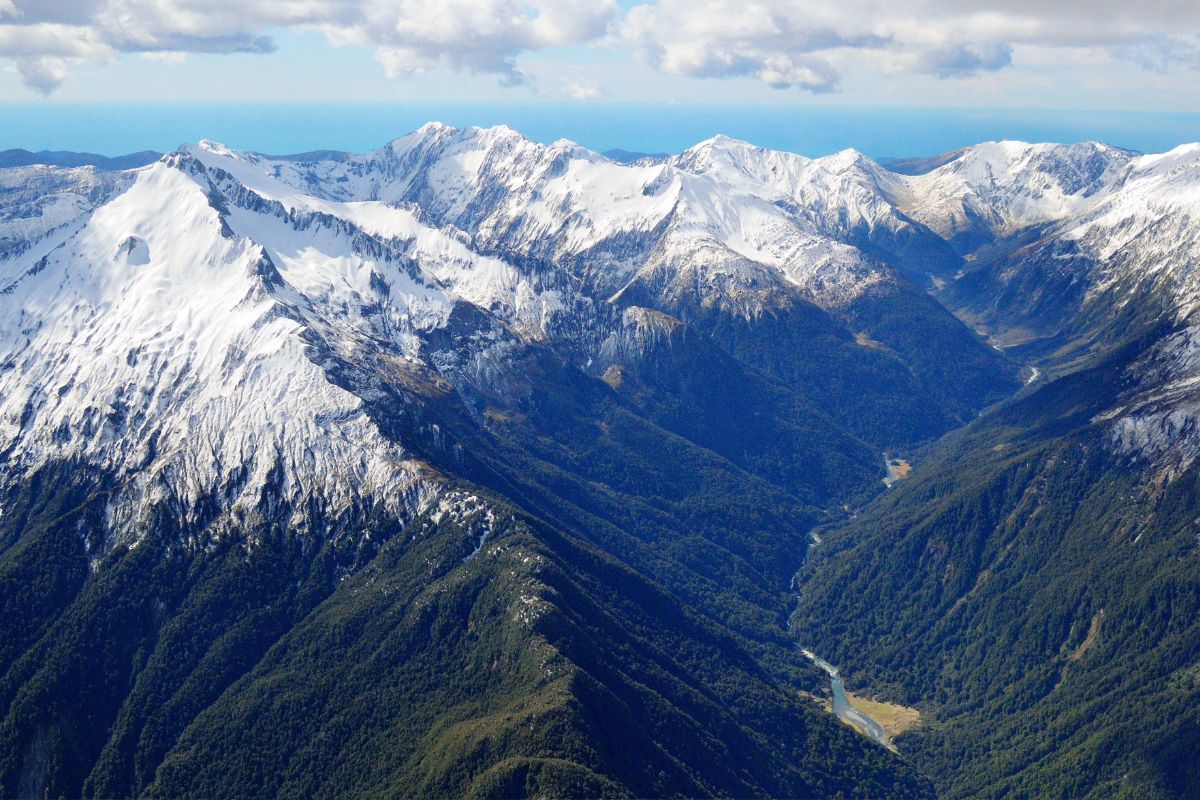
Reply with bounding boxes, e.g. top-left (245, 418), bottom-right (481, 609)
top-left (795, 532), bottom-right (889, 747)
top-left (800, 649), bottom-right (888, 746)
